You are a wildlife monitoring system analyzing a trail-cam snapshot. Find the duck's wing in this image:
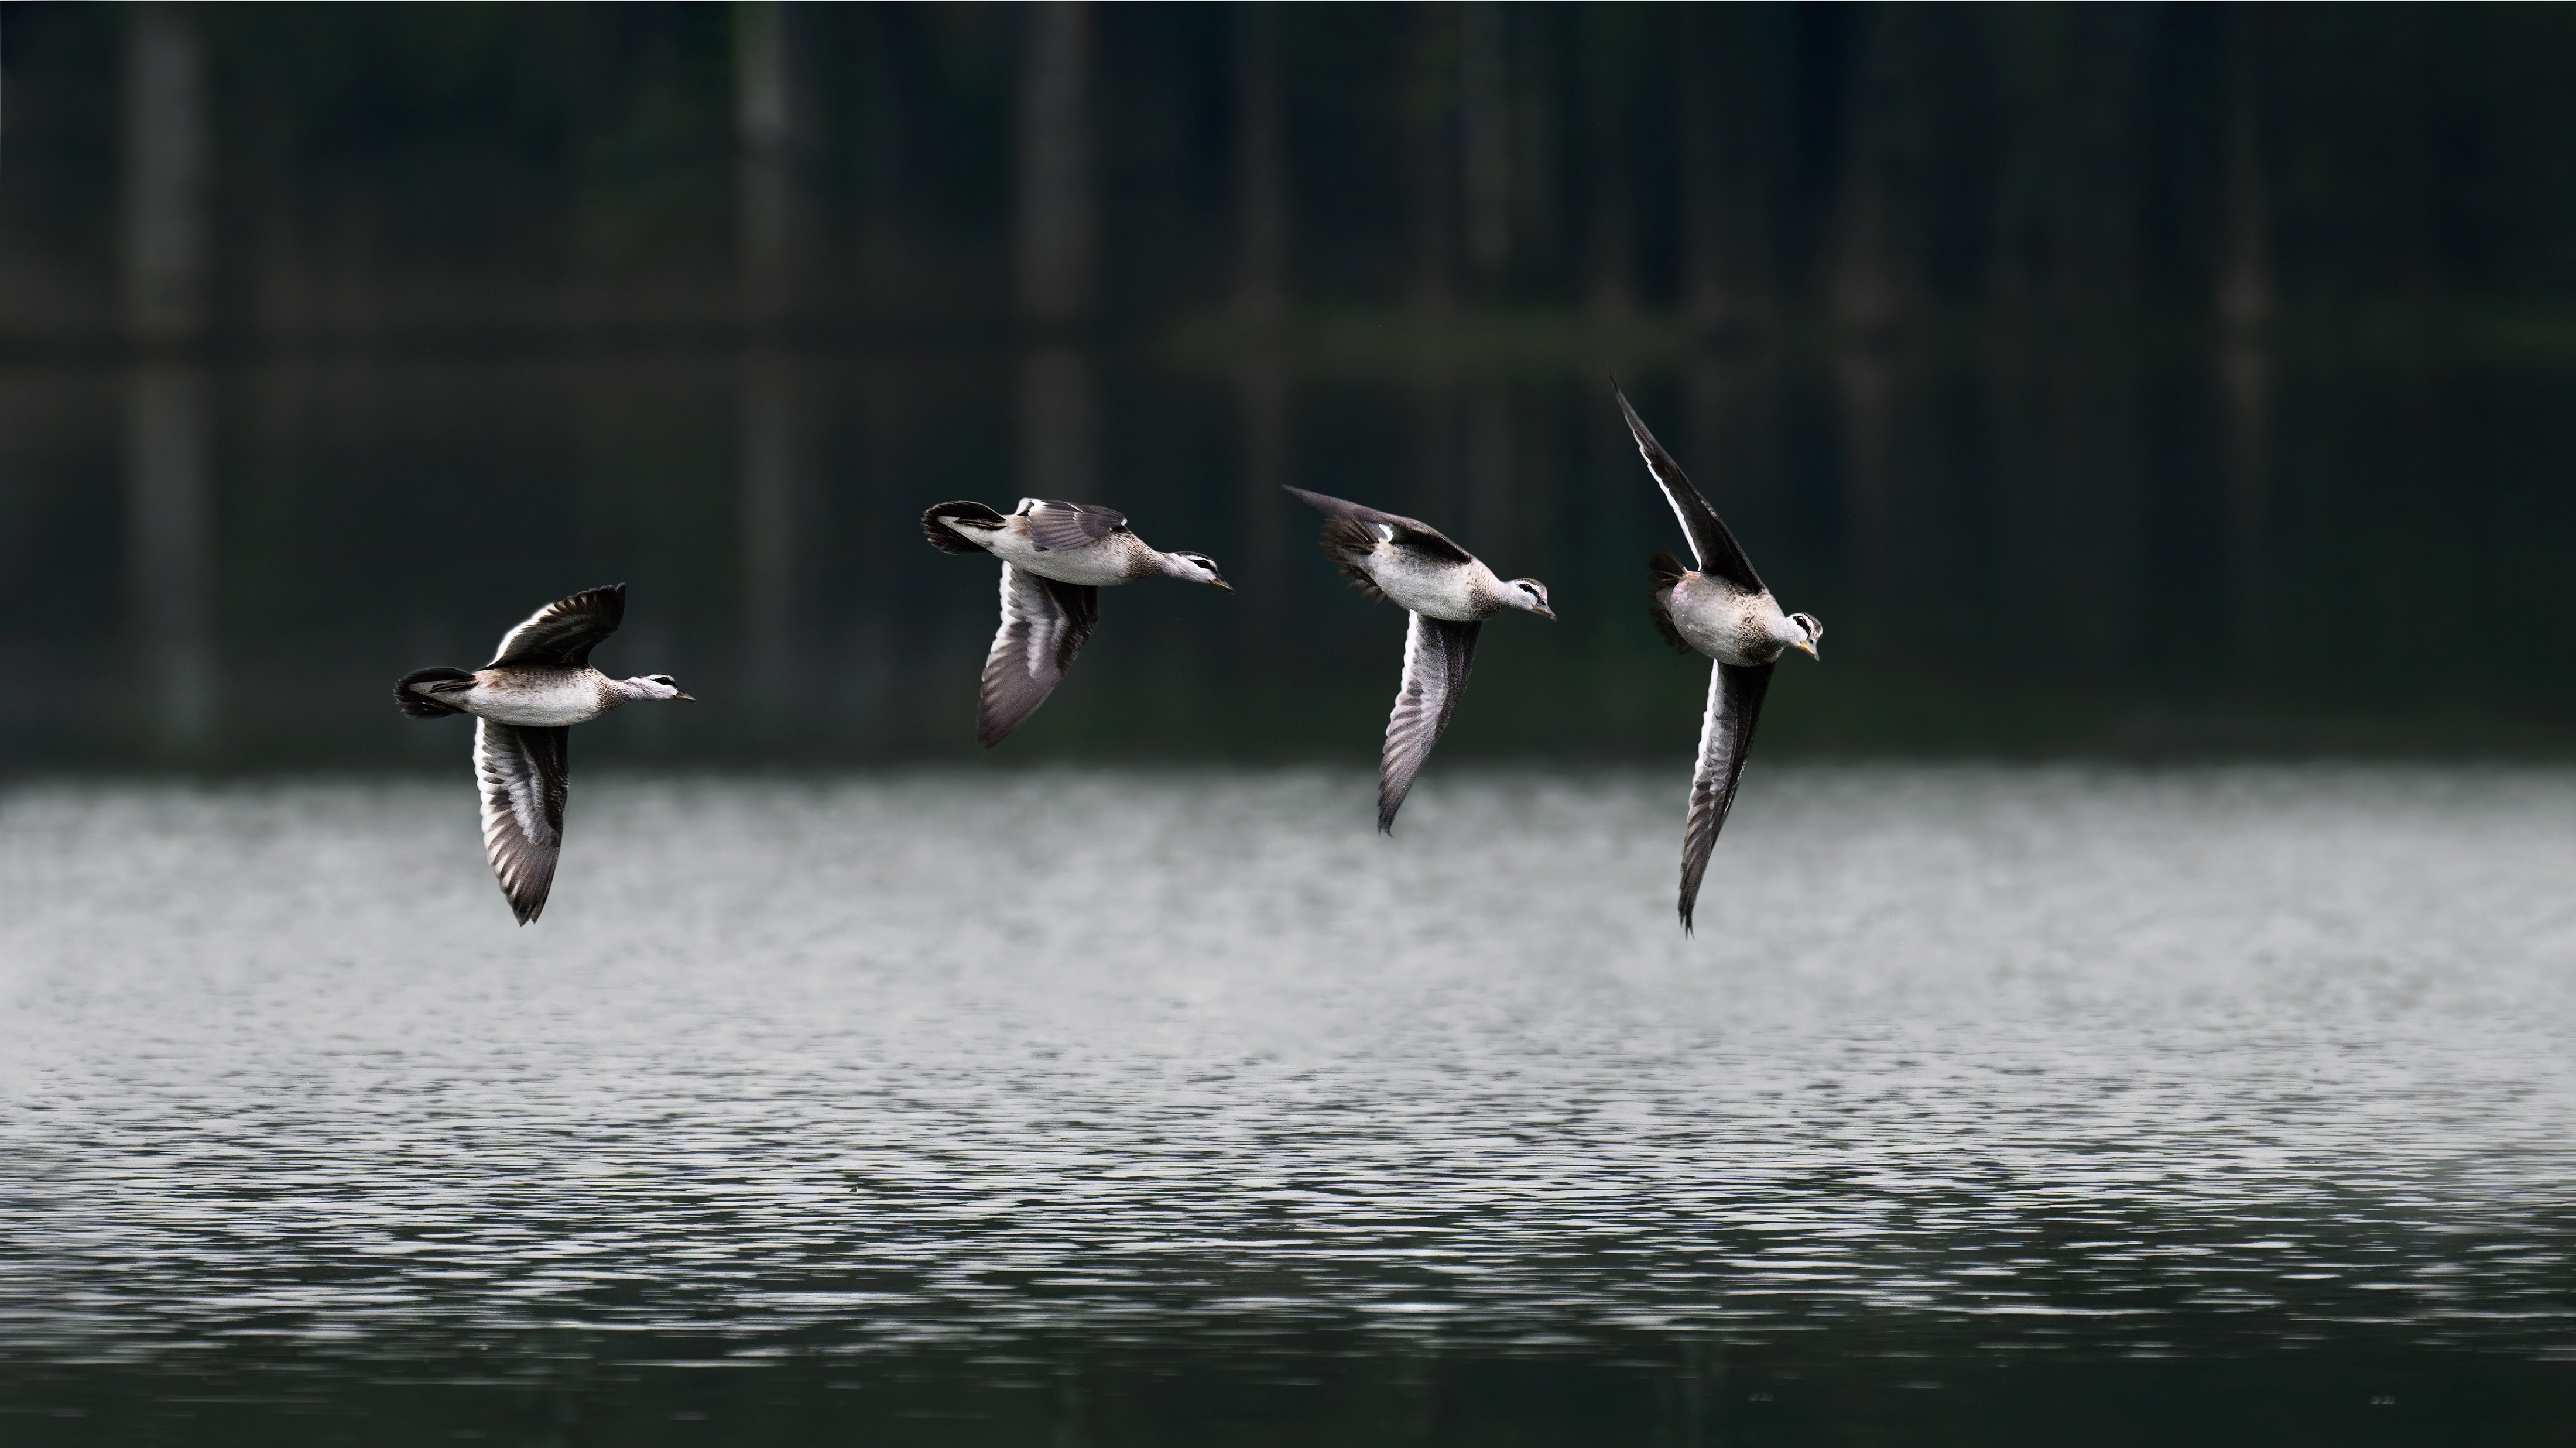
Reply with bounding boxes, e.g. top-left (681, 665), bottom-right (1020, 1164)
top-left (474, 719), bottom-right (570, 925)
top-left (488, 584), bottom-right (626, 669)
top-left (1377, 612), bottom-right (1481, 834)
top-left (1017, 498), bottom-right (1130, 554)
top-left (979, 562), bottom-right (1101, 747)
top-left (1614, 388), bottom-right (1764, 594)
top-left (1284, 485), bottom-right (1474, 565)
top-left (1677, 660), bottom-right (1773, 935)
